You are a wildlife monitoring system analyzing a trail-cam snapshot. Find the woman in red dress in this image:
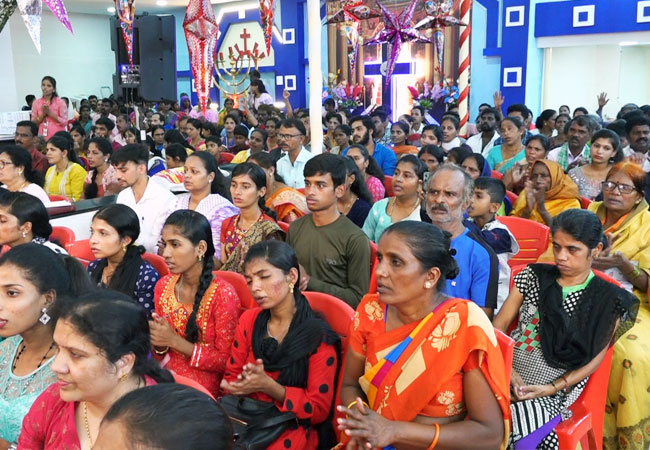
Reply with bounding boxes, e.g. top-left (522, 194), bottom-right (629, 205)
top-left (19, 291), bottom-right (174, 449)
top-left (221, 240), bottom-right (341, 449)
top-left (151, 210), bottom-right (241, 397)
